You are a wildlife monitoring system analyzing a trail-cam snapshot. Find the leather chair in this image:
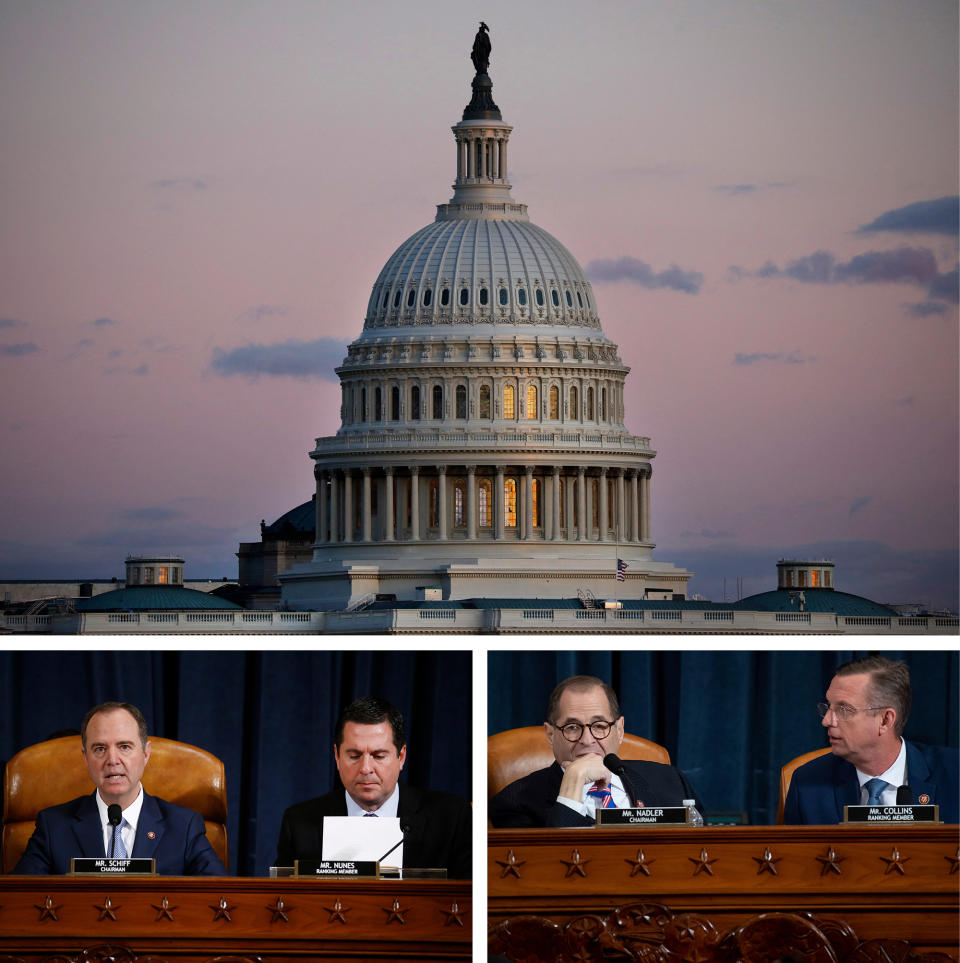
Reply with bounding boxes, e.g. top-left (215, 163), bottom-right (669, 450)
top-left (2, 734), bottom-right (228, 873)
top-left (488, 725), bottom-right (671, 799)
top-left (776, 747), bottom-right (831, 824)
